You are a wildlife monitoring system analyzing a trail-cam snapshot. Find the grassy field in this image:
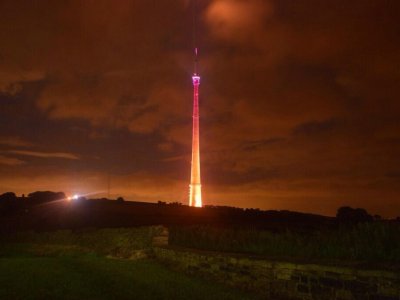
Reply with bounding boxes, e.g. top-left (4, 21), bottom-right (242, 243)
top-left (0, 245), bottom-right (257, 300)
